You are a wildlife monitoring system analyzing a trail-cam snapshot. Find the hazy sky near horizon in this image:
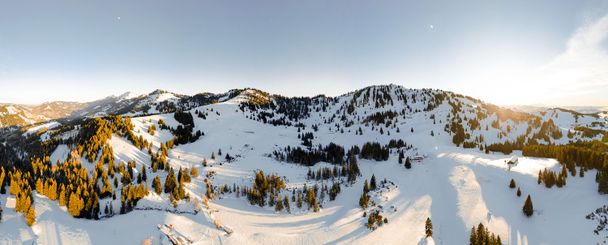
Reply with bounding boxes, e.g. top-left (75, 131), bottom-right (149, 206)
top-left (1, 0), bottom-right (607, 106)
